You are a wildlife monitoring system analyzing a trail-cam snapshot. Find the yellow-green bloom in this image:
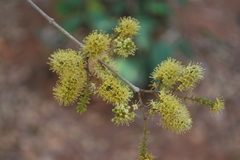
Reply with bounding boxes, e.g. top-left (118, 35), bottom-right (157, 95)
top-left (114, 16), bottom-right (140, 38)
top-left (111, 104), bottom-right (135, 126)
top-left (138, 153), bottom-right (156, 160)
top-left (96, 74), bottom-right (133, 106)
top-left (48, 49), bottom-right (87, 106)
top-left (178, 62), bottom-right (204, 91)
top-left (53, 79), bottom-right (80, 106)
top-left (48, 49), bottom-right (84, 75)
top-left (151, 58), bottom-right (183, 88)
top-left (113, 37), bottom-right (137, 58)
top-left (82, 30), bottom-right (111, 57)
top-left (150, 90), bottom-right (192, 134)
top-left (211, 97), bottom-right (225, 116)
